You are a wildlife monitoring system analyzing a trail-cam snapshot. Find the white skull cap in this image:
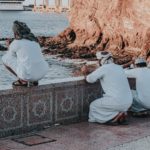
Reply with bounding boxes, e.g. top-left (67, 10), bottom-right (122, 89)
top-left (135, 58), bottom-right (146, 65)
top-left (96, 51), bottom-right (112, 60)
